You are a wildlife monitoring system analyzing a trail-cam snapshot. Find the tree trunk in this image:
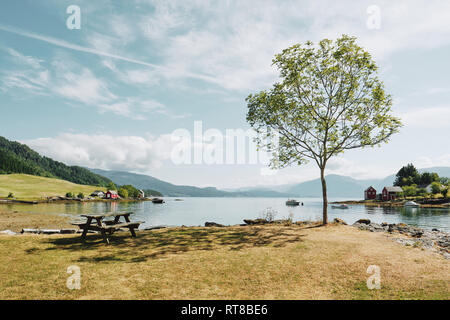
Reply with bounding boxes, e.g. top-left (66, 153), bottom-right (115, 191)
top-left (320, 167), bottom-right (328, 225)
